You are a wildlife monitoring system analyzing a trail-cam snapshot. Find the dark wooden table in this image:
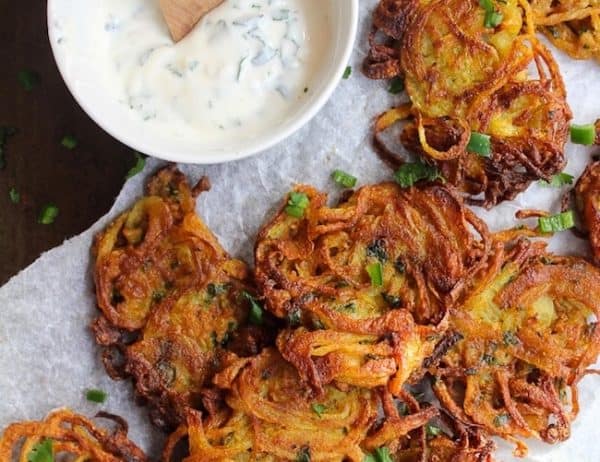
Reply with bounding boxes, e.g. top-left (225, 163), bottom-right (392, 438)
top-left (0, 1), bottom-right (143, 285)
